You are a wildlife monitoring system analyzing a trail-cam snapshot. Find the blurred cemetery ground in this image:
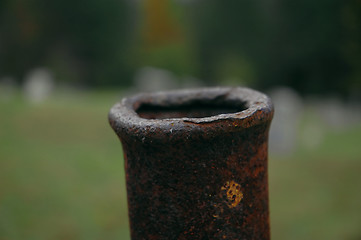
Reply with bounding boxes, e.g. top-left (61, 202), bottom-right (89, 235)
top-left (1, 0), bottom-right (361, 239)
